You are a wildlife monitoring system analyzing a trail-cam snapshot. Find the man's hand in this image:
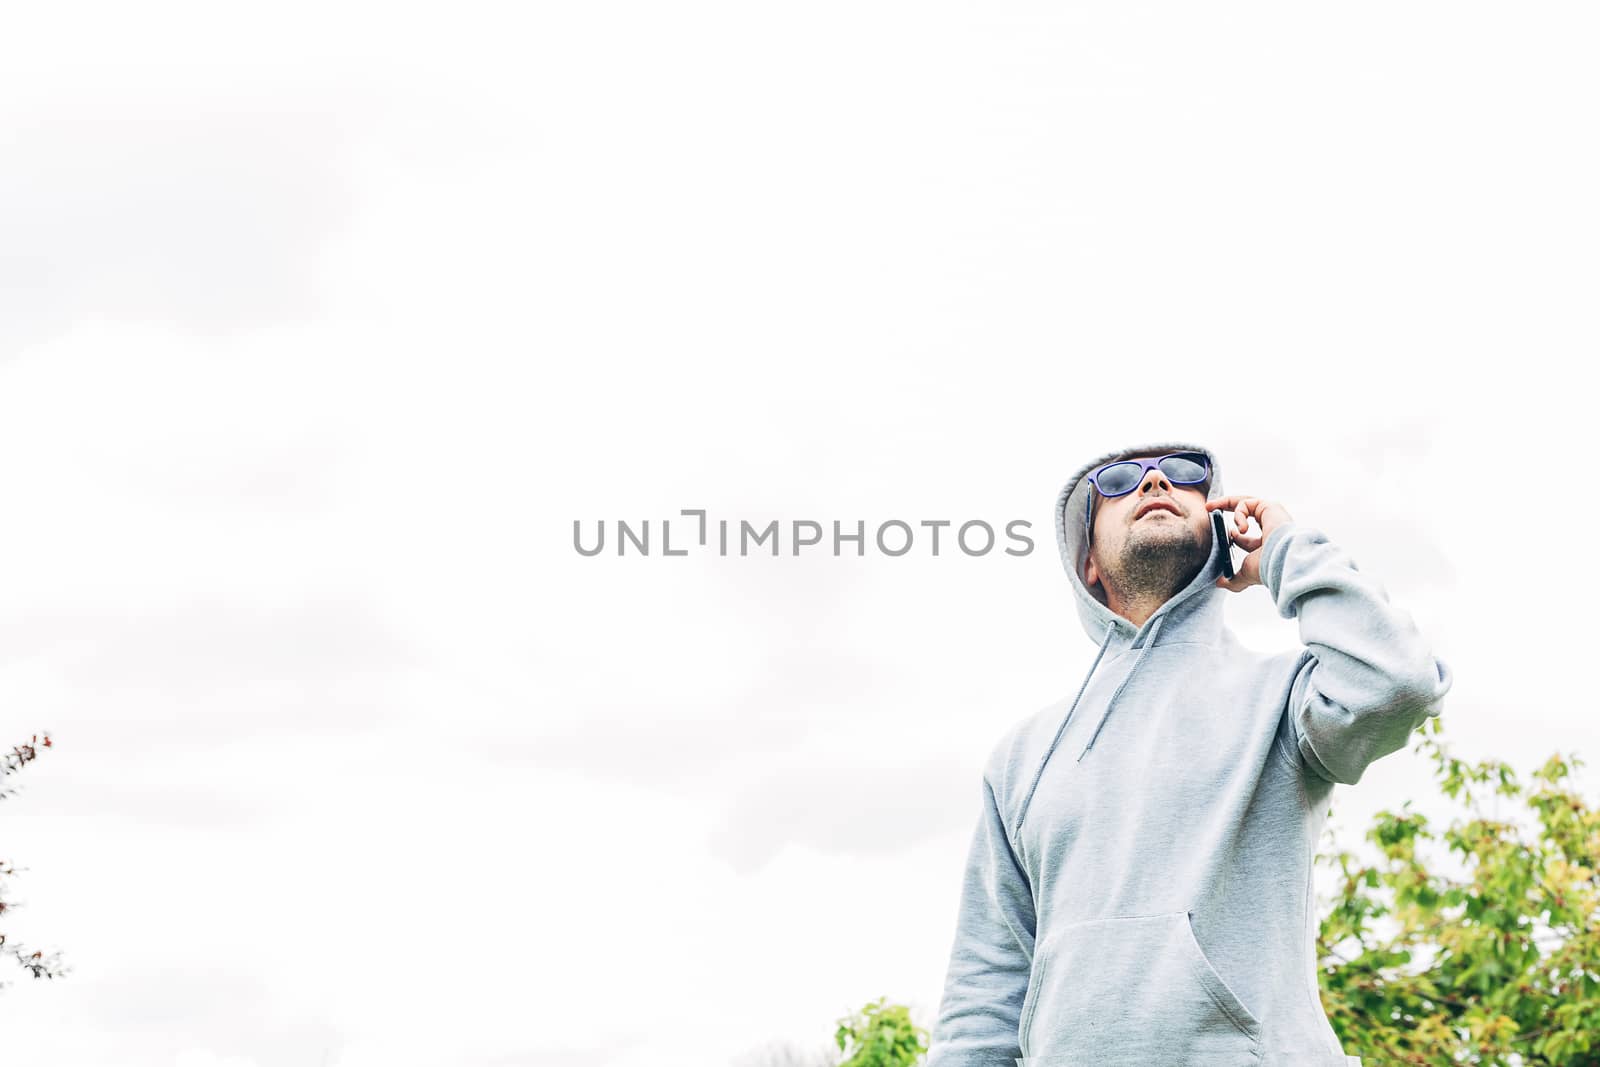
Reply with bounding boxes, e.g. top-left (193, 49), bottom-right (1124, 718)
top-left (1204, 495), bottom-right (1295, 592)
